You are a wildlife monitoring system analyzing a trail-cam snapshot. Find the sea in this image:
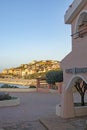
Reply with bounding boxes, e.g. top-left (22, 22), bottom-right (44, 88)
top-left (0, 83), bottom-right (29, 88)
